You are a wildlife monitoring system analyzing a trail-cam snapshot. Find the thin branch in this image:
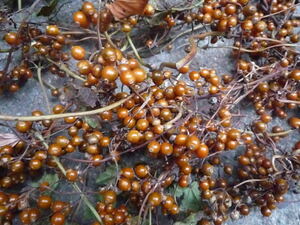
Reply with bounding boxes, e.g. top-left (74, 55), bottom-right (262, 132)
top-left (36, 65), bottom-right (51, 113)
top-left (233, 178), bottom-right (268, 189)
top-left (46, 58), bottom-right (87, 82)
top-left (18, 0), bottom-right (22, 10)
top-left (126, 33), bottom-right (152, 70)
top-left (0, 95), bottom-right (132, 121)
